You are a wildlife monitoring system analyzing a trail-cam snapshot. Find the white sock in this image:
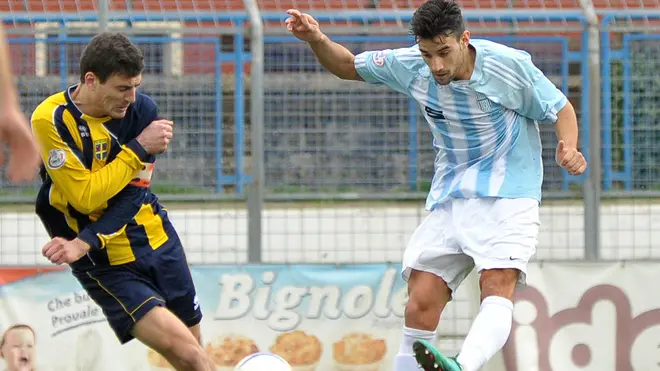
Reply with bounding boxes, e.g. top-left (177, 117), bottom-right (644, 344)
top-left (456, 296), bottom-right (514, 371)
top-left (393, 326), bottom-right (436, 371)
